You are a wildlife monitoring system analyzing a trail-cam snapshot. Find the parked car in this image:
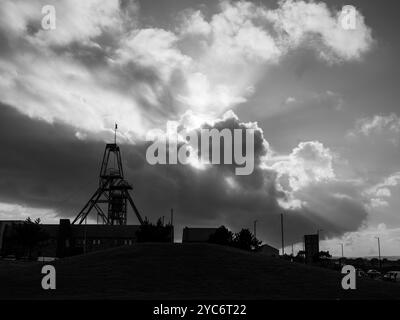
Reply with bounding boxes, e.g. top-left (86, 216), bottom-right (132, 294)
top-left (37, 257), bottom-right (58, 262)
top-left (367, 269), bottom-right (381, 279)
top-left (3, 255), bottom-right (16, 261)
top-left (383, 271), bottom-right (400, 282)
top-left (356, 269), bottom-right (368, 278)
